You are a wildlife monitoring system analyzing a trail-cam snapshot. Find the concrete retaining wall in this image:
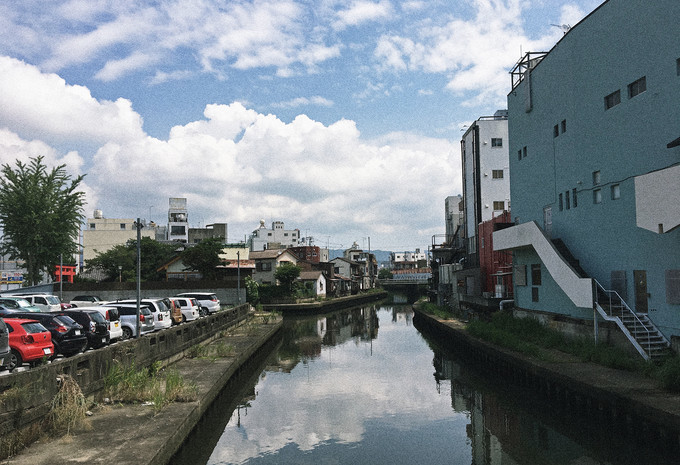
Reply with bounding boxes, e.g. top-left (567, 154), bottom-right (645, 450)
top-left (0, 304), bottom-right (250, 437)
